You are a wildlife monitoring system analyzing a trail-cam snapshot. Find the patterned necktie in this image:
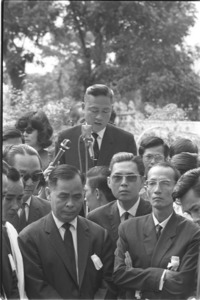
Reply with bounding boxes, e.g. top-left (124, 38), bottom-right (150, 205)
top-left (92, 132), bottom-right (99, 165)
top-left (124, 211), bottom-right (129, 221)
top-left (62, 223), bottom-right (77, 281)
top-left (19, 203), bottom-right (27, 232)
top-left (156, 224), bottom-right (162, 240)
